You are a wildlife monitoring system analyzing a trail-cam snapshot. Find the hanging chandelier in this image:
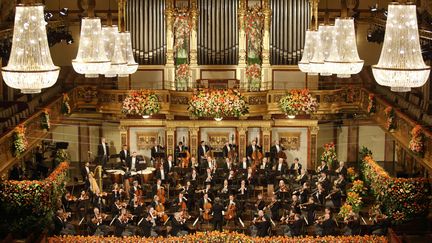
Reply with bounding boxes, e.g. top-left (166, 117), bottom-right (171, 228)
top-left (299, 30), bottom-right (319, 75)
top-left (325, 18), bottom-right (364, 78)
top-left (1, 4), bottom-right (60, 94)
top-left (310, 24), bottom-right (334, 76)
top-left (117, 32), bottom-right (138, 77)
top-left (102, 25), bottom-right (127, 78)
top-left (72, 17), bottom-right (110, 78)
top-left (372, 3), bottom-right (430, 92)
